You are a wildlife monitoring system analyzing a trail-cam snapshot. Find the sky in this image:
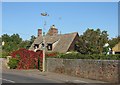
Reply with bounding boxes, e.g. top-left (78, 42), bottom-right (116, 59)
top-left (2, 2), bottom-right (118, 40)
